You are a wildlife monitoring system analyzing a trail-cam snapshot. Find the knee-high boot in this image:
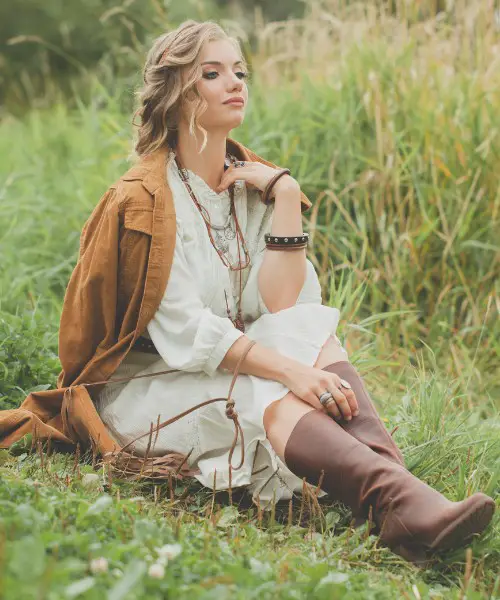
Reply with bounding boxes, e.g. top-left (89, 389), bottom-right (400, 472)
top-left (321, 361), bottom-right (405, 466)
top-left (283, 409), bottom-right (495, 562)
